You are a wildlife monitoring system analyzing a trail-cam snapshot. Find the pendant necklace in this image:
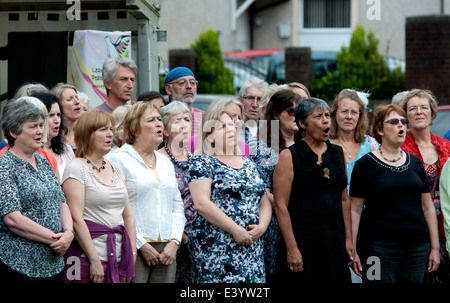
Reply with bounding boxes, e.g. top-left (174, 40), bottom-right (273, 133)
top-left (339, 141), bottom-right (355, 160)
top-left (84, 157), bottom-right (106, 172)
